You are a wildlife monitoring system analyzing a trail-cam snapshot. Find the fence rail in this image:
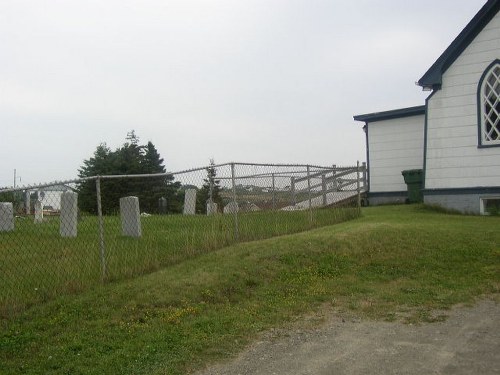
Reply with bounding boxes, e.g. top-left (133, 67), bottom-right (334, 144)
top-left (0, 162), bottom-right (366, 318)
